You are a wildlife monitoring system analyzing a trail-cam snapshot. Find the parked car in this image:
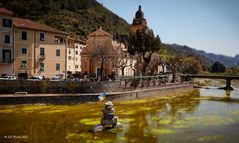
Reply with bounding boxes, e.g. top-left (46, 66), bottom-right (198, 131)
top-left (0, 75), bottom-right (17, 80)
top-left (50, 76), bottom-right (63, 81)
top-left (28, 75), bottom-right (43, 81)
